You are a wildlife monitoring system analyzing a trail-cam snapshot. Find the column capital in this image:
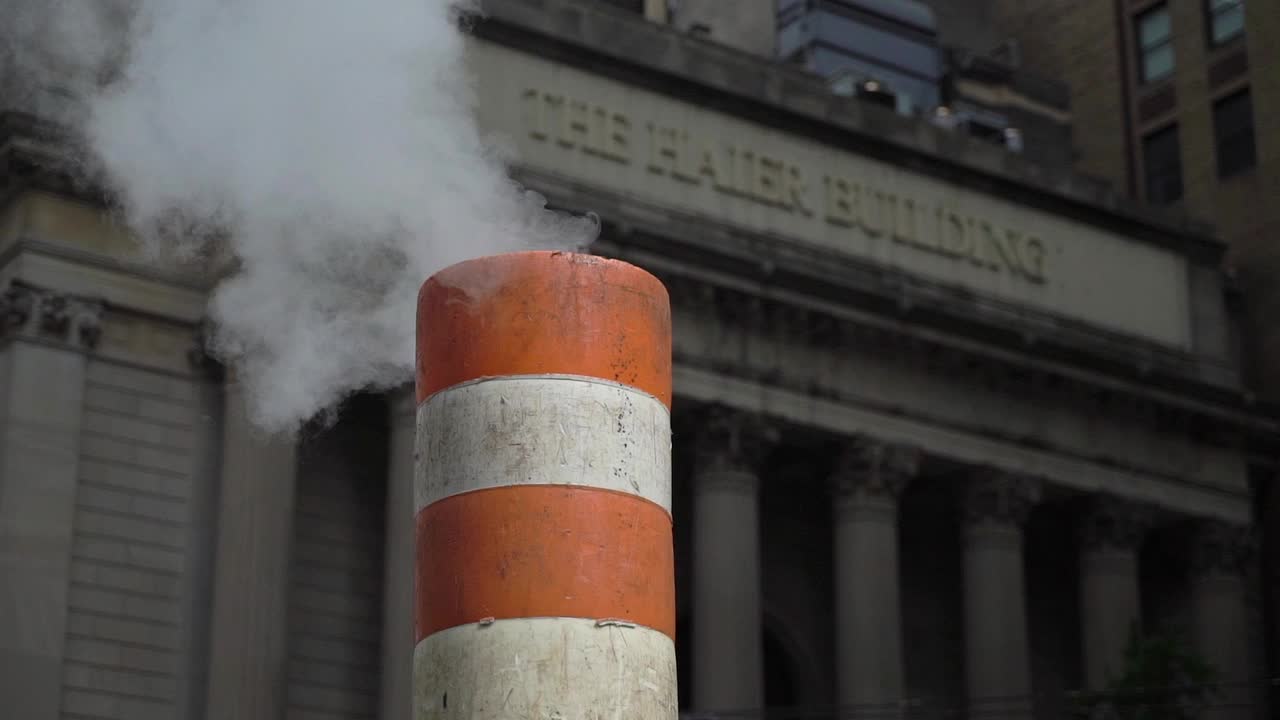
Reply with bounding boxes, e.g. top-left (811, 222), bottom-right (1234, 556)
top-left (828, 436), bottom-right (919, 504)
top-left (1188, 519), bottom-right (1256, 579)
top-left (0, 281), bottom-right (103, 351)
top-left (962, 469), bottom-right (1042, 529)
top-left (1078, 497), bottom-right (1154, 554)
top-left (692, 404), bottom-right (778, 477)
